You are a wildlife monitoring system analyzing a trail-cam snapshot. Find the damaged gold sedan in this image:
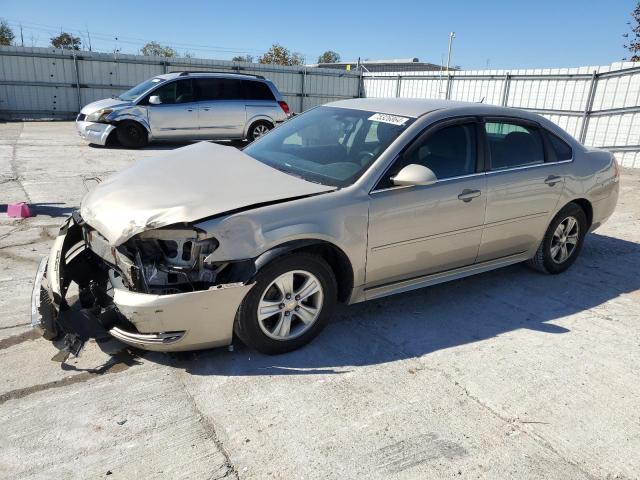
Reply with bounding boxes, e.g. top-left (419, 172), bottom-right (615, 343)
top-left (32, 99), bottom-right (619, 356)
